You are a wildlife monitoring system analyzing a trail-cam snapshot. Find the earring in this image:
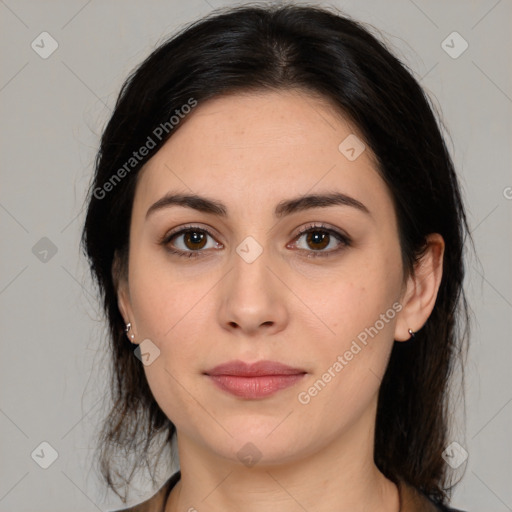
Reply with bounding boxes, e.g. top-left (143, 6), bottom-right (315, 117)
top-left (408, 328), bottom-right (416, 340)
top-left (125, 322), bottom-right (135, 341)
